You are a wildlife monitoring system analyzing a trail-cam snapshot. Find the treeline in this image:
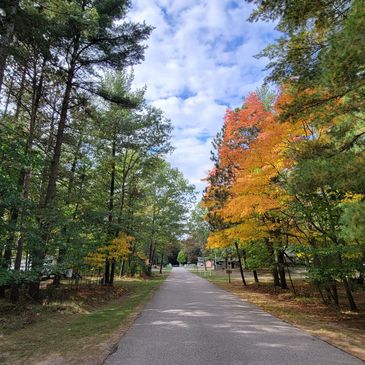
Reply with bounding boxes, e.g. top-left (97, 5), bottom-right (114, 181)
top-left (203, 0), bottom-right (365, 310)
top-left (0, 0), bottom-right (195, 303)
